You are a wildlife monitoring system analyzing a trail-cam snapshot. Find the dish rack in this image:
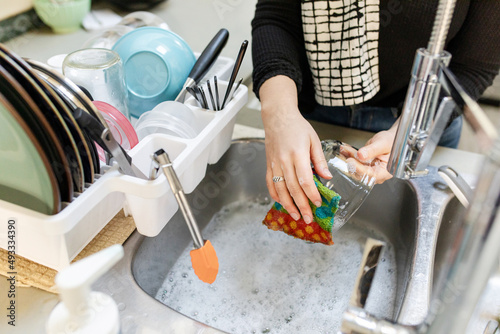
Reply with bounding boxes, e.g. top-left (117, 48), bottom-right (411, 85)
top-left (0, 76), bottom-right (248, 271)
